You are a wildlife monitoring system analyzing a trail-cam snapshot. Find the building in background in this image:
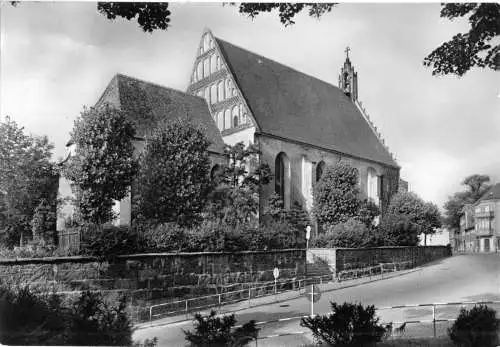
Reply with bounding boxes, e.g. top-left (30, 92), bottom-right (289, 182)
top-left (455, 183), bottom-right (500, 253)
top-left (419, 228), bottom-right (450, 246)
